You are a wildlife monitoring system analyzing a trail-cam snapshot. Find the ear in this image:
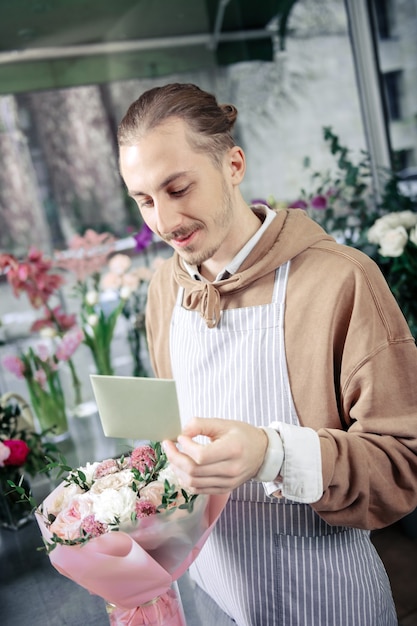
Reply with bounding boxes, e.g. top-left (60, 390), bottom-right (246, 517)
top-left (226, 145), bottom-right (246, 185)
